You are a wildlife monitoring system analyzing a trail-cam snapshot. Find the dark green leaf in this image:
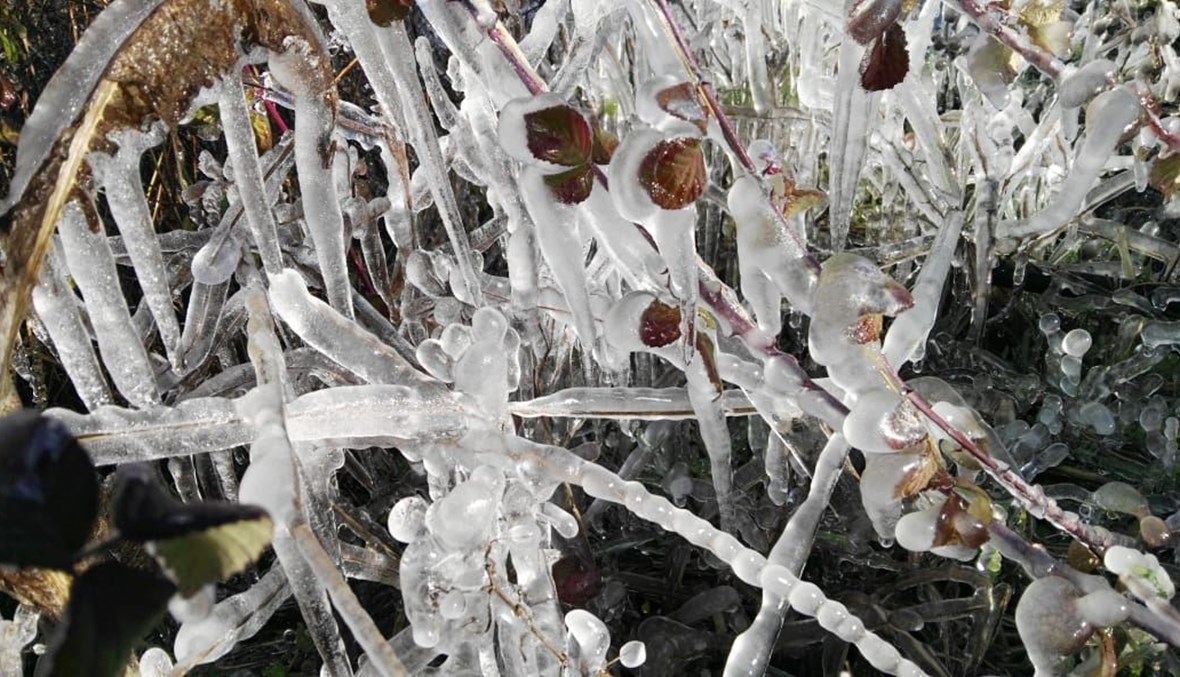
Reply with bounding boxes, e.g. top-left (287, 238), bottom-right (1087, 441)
top-left (114, 466), bottom-right (273, 595)
top-left (0, 411), bottom-right (98, 569)
top-left (36, 563), bottom-right (175, 677)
